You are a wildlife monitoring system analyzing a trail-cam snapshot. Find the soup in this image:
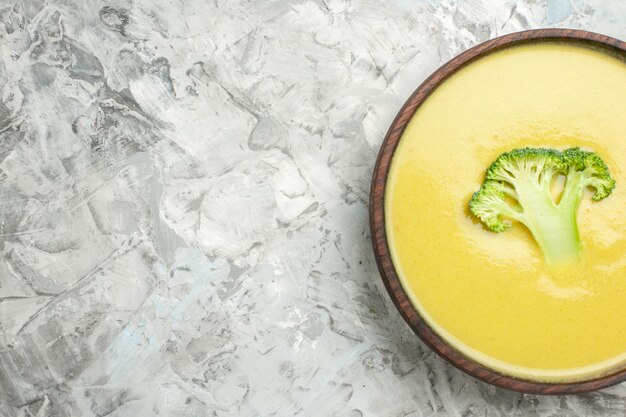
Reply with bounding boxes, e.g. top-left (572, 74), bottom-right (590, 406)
top-left (386, 41), bottom-right (626, 382)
